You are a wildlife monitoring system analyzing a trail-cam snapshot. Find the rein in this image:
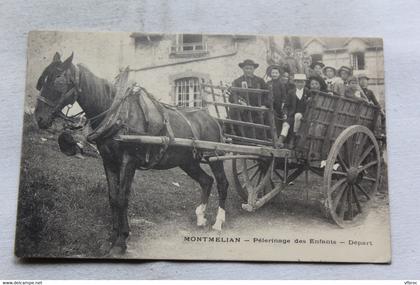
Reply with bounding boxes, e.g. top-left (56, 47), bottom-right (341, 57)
top-left (37, 65), bottom-right (82, 122)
